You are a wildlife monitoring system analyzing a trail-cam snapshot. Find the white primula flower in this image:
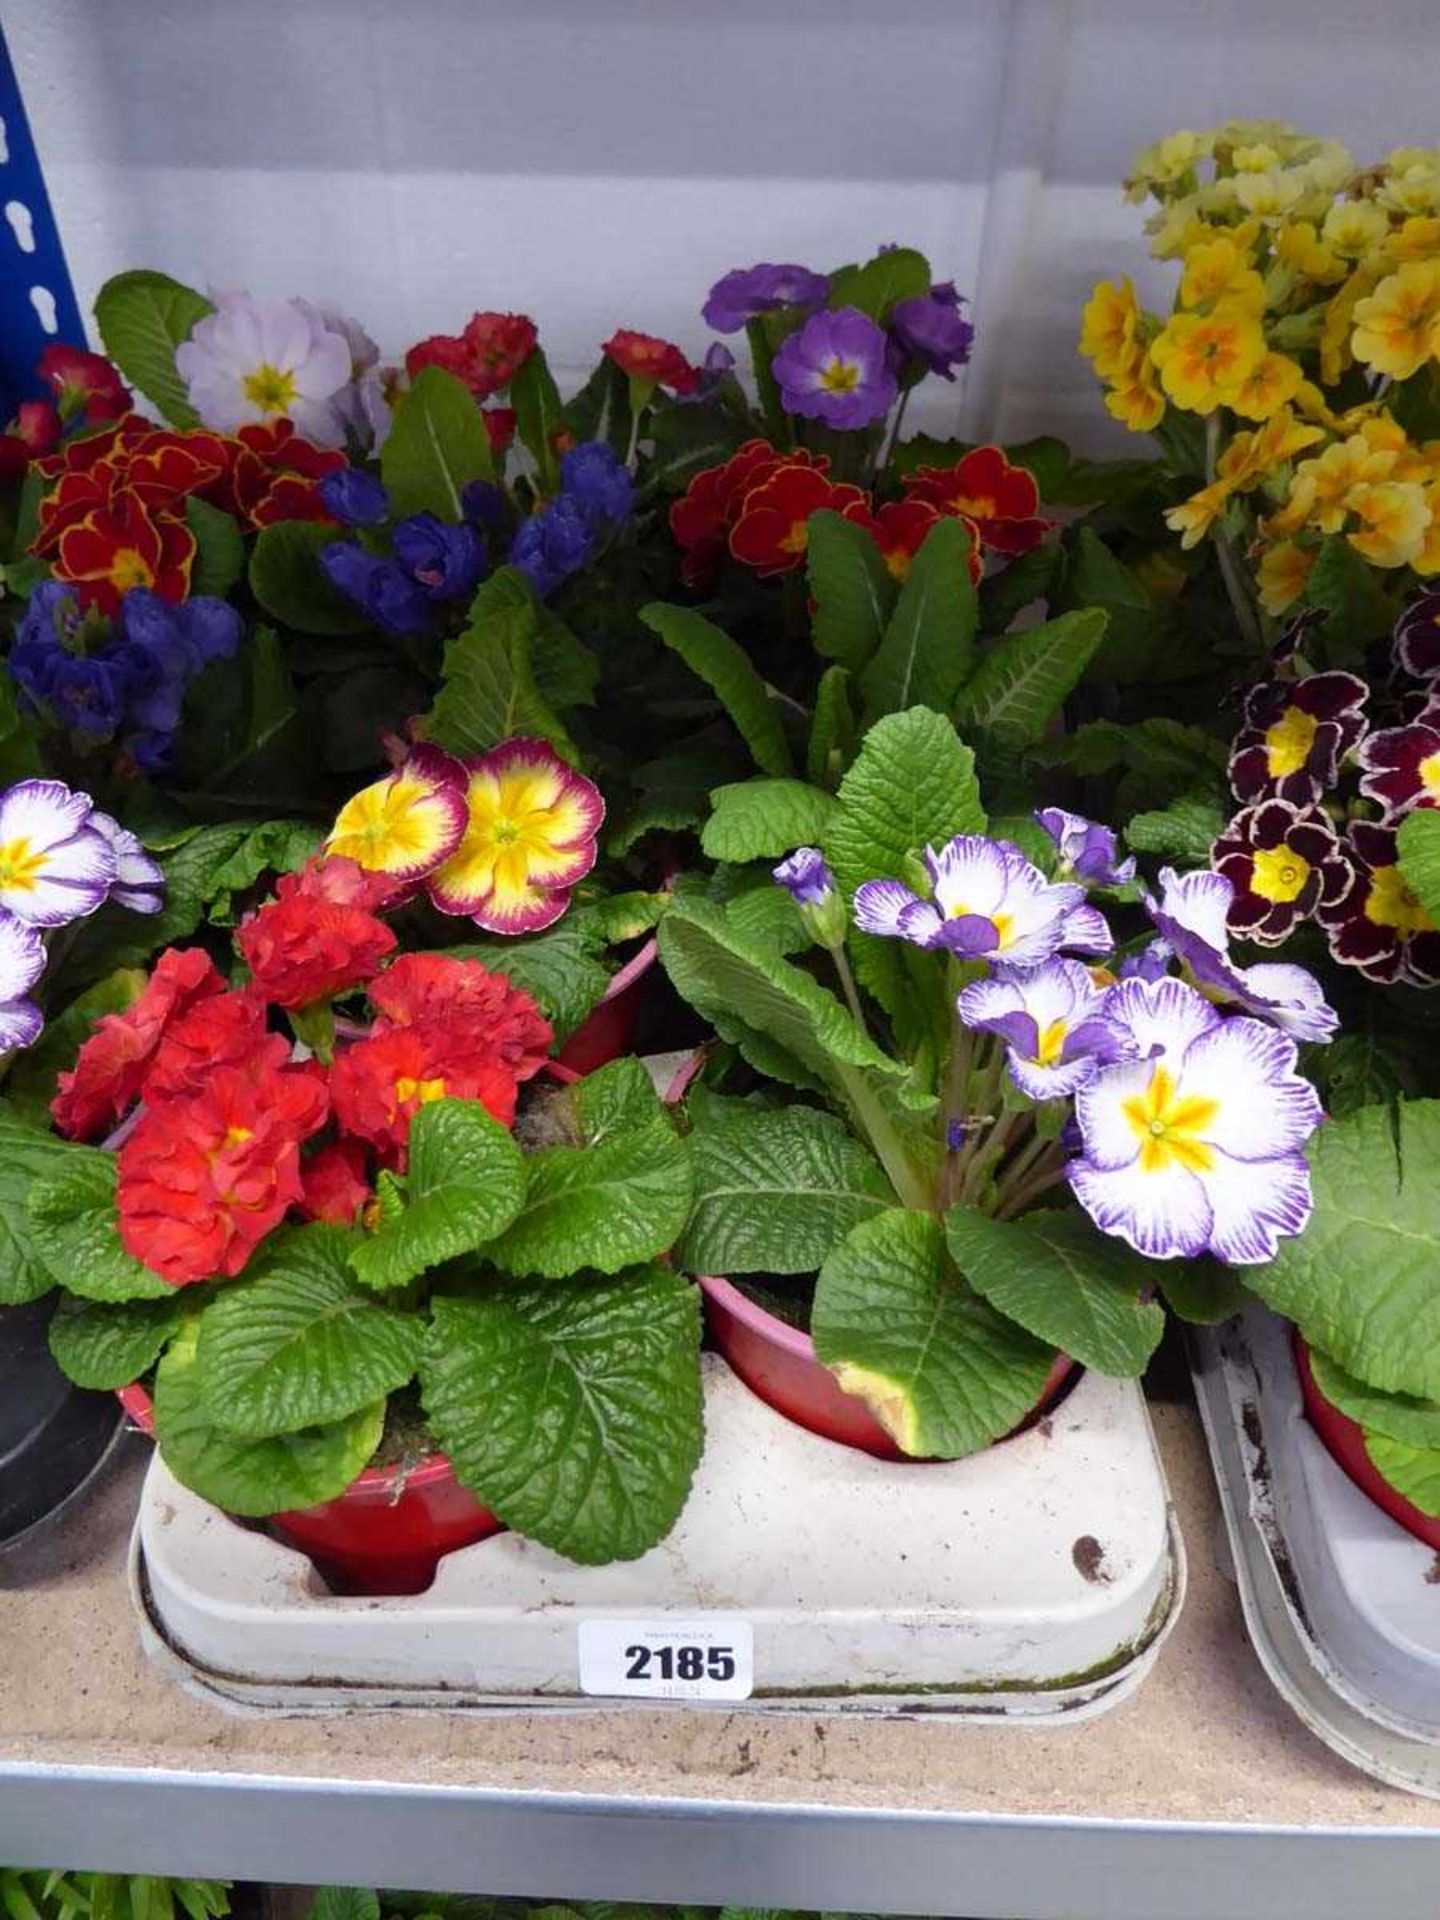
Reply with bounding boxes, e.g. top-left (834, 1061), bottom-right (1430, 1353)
top-left (176, 293), bottom-right (353, 445)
